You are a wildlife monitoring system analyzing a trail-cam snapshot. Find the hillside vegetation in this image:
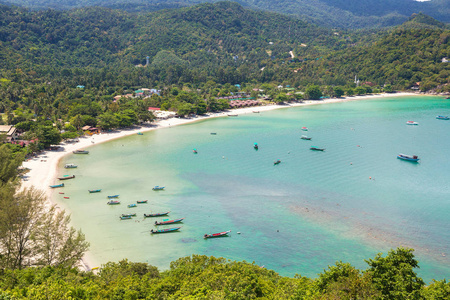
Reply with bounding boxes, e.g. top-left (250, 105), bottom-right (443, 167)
top-left (3, 0), bottom-right (450, 28)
